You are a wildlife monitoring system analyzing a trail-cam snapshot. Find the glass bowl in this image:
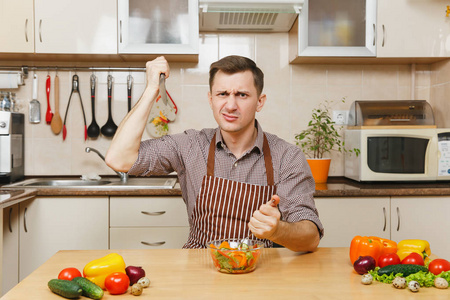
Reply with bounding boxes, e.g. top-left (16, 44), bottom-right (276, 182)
top-left (207, 239), bottom-right (264, 274)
